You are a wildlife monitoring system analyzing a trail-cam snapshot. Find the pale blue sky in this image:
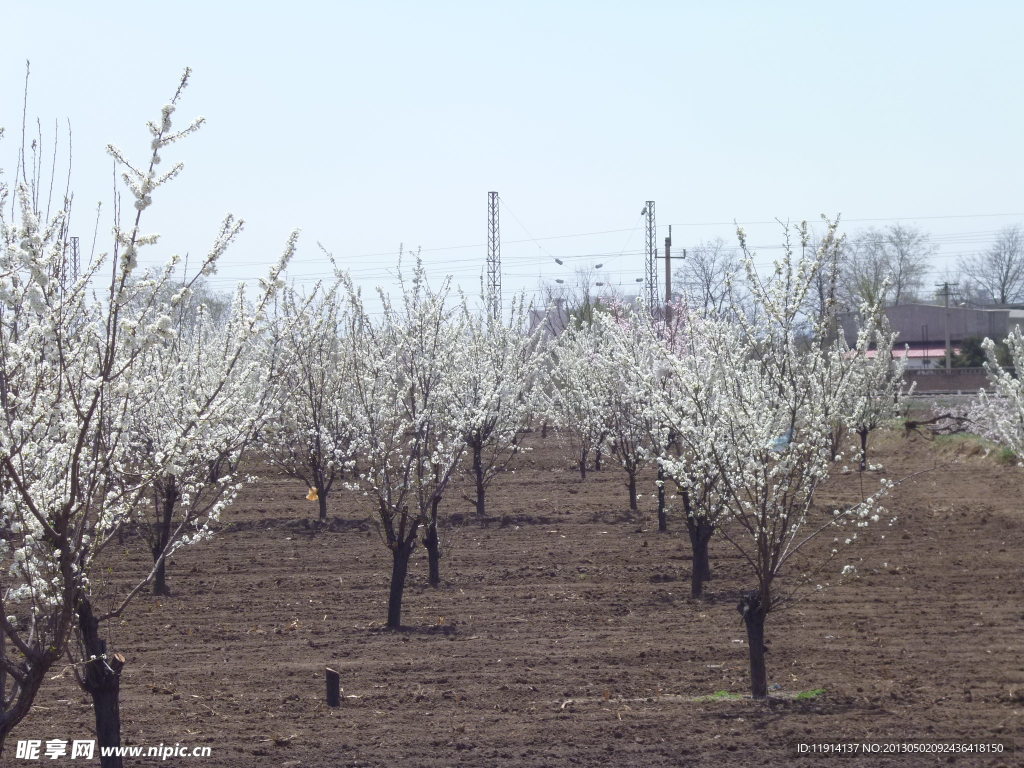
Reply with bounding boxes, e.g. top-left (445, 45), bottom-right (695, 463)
top-left (3, 1), bottom-right (1022, 308)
